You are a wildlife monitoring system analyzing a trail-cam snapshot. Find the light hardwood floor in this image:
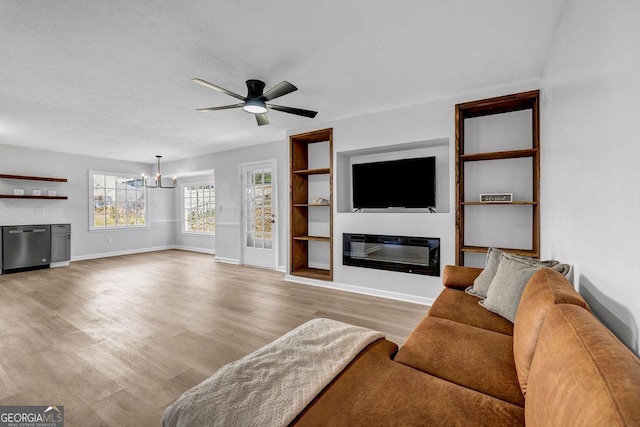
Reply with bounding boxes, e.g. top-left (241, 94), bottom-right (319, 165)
top-left (0, 250), bottom-right (429, 426)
